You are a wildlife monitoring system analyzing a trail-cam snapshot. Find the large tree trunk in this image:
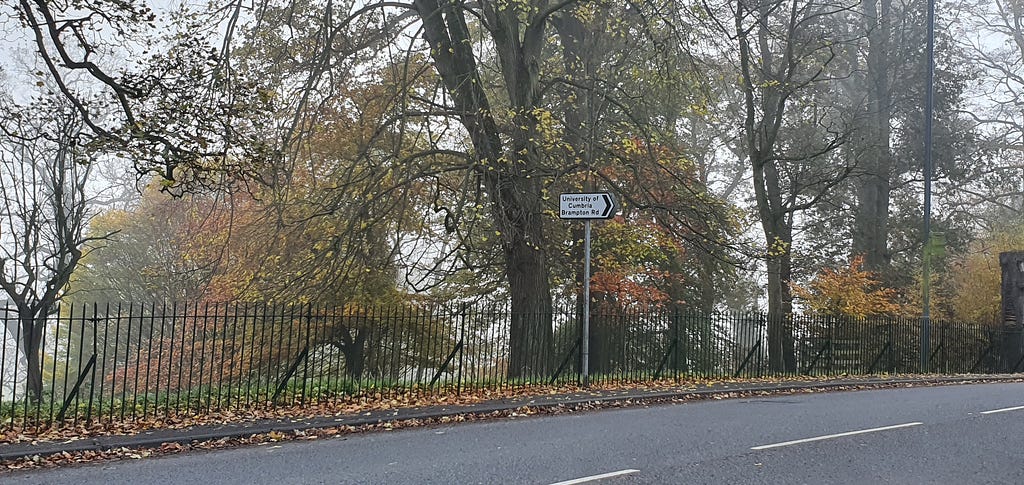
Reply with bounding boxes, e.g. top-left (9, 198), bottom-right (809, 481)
top-left (505, 208), bottom-right (554, 378)
top-left (333, 326), bottom-right (368, 380)
top-left (736, 0), bottom-right (811, 374)
top-left (765, 251), bottom-right (797, 373)
top-left (852, 0), bottom-right (893, 272)
top-left (754, 163), bottom-right (798, 373)
top-left (25, 347), bottom-right (44, 402)
top-left (491, 56), bottom-right (554, 379)
top-left (586, 300), bottom-right (614, 375)
top-left (414, 0), bottom-right (554, 379)
top-left (20, 316), bottom-right (46, 401)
